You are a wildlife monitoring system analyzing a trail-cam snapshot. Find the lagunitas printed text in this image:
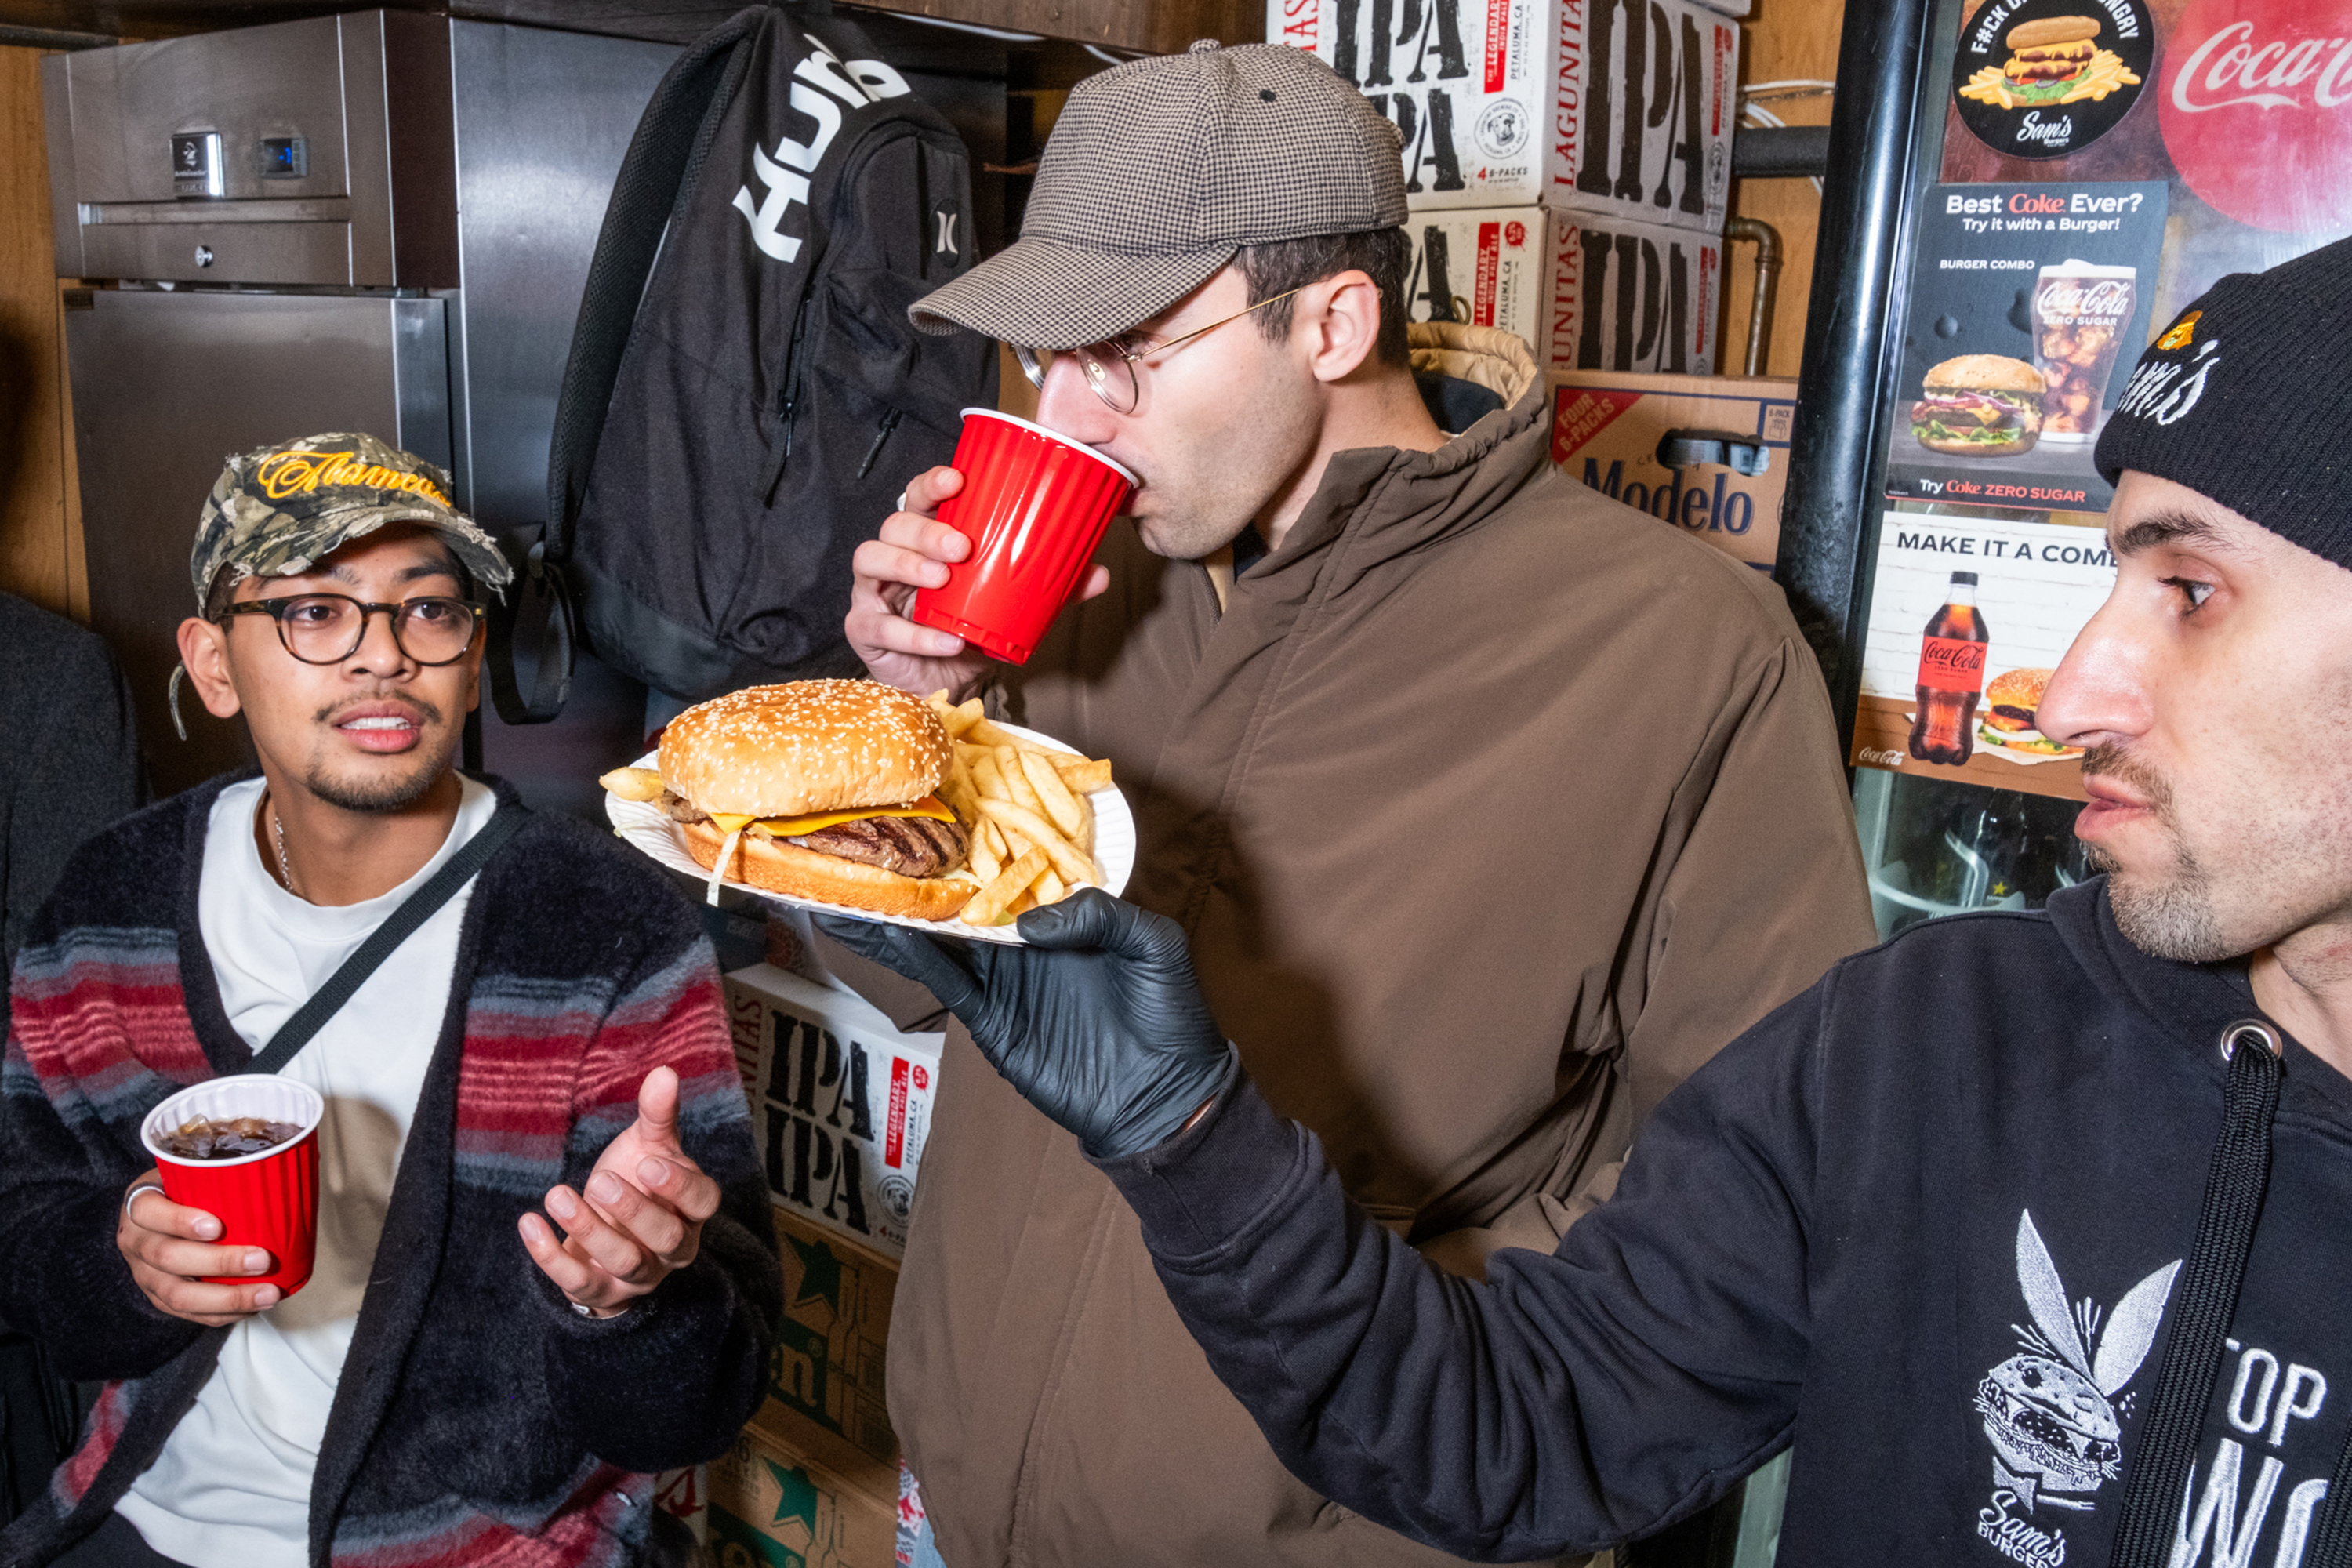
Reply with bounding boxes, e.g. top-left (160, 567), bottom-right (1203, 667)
top-left (1406, 207), bottom-right (1718, 373)
top-left (1271, 0), bottom-right (1737, 227)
